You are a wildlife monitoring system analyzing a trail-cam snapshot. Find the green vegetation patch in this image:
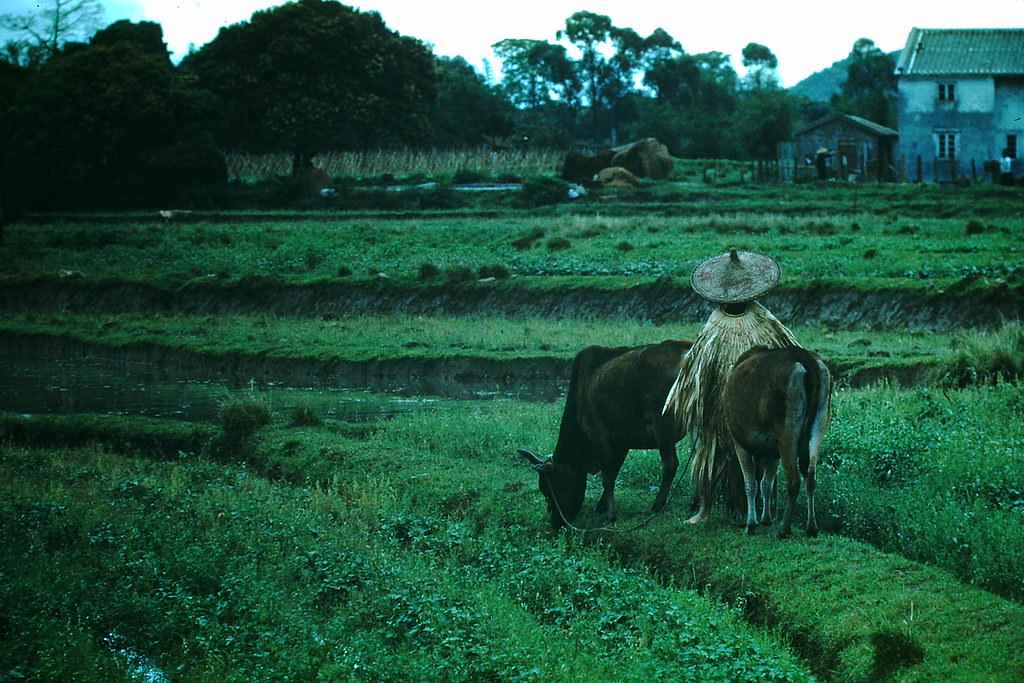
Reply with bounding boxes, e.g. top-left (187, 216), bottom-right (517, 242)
top-left (610, 526), bottom-right (1024, 681)
top-left (5, 192), bottom-right (1021, 292)
top-left (0, 435), bottom-right (815, 681)
top-left (6, 313), bottom-right (1023, 389)
top-left (0, 412), bottom-right (216, 460)
top-left (3, 387), bottom-right (1022, 680)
